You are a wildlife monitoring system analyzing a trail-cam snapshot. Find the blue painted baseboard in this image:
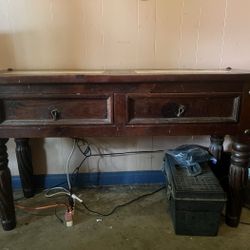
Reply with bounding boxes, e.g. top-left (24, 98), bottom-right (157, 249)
top-left (12, 170), bottom-right (165, 190)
